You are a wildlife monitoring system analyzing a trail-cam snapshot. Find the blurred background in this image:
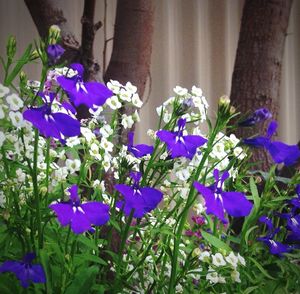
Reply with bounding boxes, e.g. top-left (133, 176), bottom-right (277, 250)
top-left (0, 0), bottom-right (299, 144)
